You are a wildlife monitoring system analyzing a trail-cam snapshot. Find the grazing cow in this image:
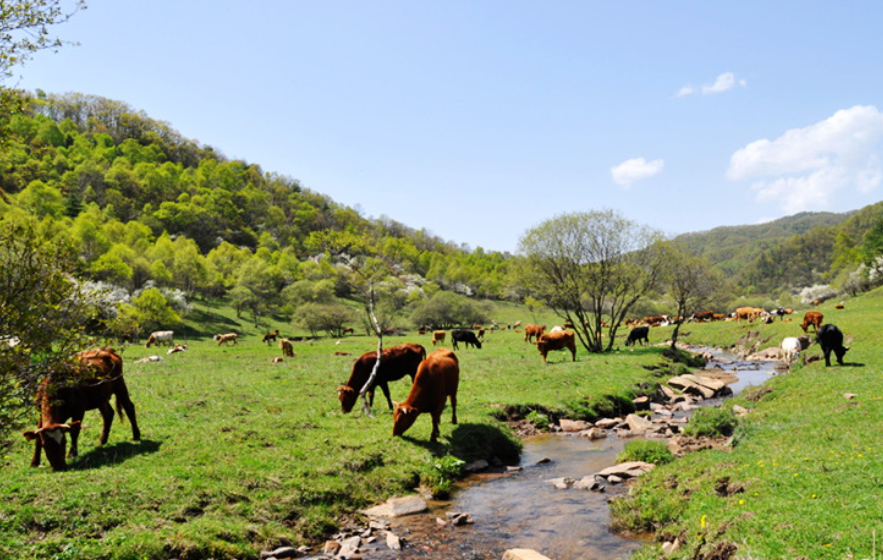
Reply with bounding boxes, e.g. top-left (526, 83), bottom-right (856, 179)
top-left (431, 330), bottom-right (446, 346)
top-left (690, 310), bottom-right (715, 323)
top-left (214, 333), bottom-right (238, 346)
top-left (23, 348), bottom-right (140, 471)
top-left (145, 330), bottom-right (174, 347)
top-left (536, 330), bottom-right (577, 364)
top-left (451, 329), bottom-right (482, 350)
top-left (816, 324), bottom-right (849, 367)
top-left (734, 307), bottom-right (757, 323)
top-left (392, 348), bottom-right (459, 442)
top-left (280, 338), bottom-right (294, 357)
top-left (477, 328), bottom-right (485, 341)
top-left (342, 327), bottom-right (355, 335)
top-left (625, 326), bottom-right (650, 347)
top-left (338, 343), bottom-right (426, 413)
top-left (801, 311), bottom-right (824, 333)
top-left (524, 324), bottom-right (546, 343)
top-left (262, 329), bottom-right (280, 345)
top-left (781, 337), bottom-right (804, 363)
